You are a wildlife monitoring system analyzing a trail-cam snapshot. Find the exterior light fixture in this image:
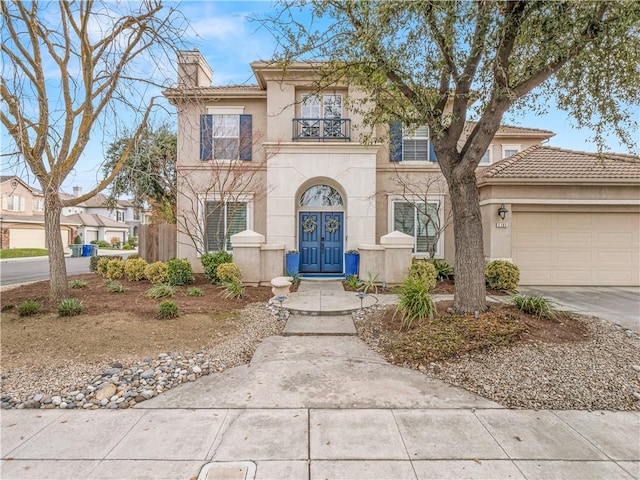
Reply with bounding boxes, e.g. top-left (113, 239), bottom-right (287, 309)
top-left (498, 204), bottom-right (508, 220)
